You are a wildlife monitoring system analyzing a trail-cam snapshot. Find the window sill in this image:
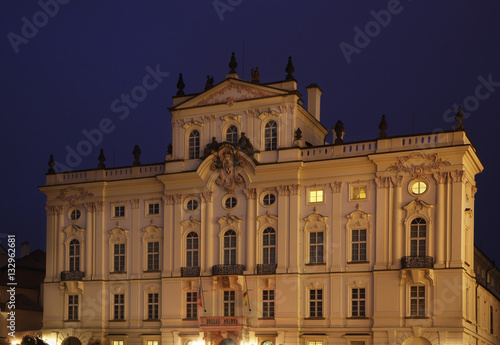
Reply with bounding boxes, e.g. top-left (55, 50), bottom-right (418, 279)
top-left (64, 320), bottom-right (80, 322)
top-left (143, 319), bottom-right (160, 322)
top-left (305, 317), bottom-right (325, 320)
top-left (110, 271), bottom-right (127, 274)
top-left (347, 261), bottom-right (369, 264)
top-left (405, 316), bottom-right (428, 319)
top-left (109, 319), bottom-right (126, 322)
top-left (144, 270), bottom-right (161, 273)
top-left (258, 317), bottom-right (275, 320)
top-left (306, 263), bottom-right (326, 266)
top-left (182, 318), bottom-right (198, 321)
top-left (346, 316), bottom-right (368, 319)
